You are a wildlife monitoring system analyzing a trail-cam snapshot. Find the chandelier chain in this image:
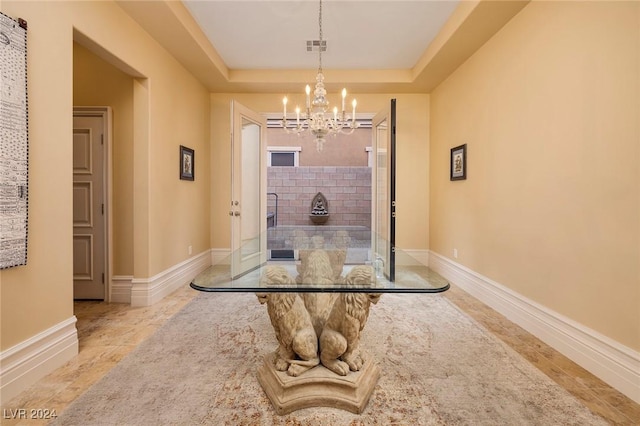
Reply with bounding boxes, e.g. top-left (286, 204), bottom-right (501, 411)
top-left (318, 0), bottom-right (323, 73)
